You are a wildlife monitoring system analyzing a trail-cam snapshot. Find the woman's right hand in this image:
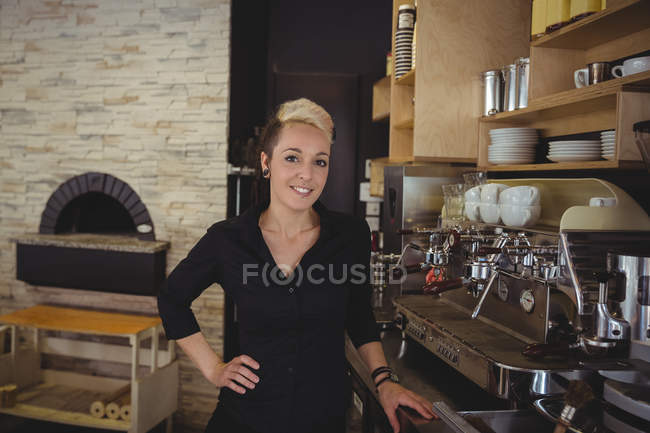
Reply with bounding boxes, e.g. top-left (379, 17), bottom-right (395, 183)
top-left (208, 354), bottom-right (260, 394)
